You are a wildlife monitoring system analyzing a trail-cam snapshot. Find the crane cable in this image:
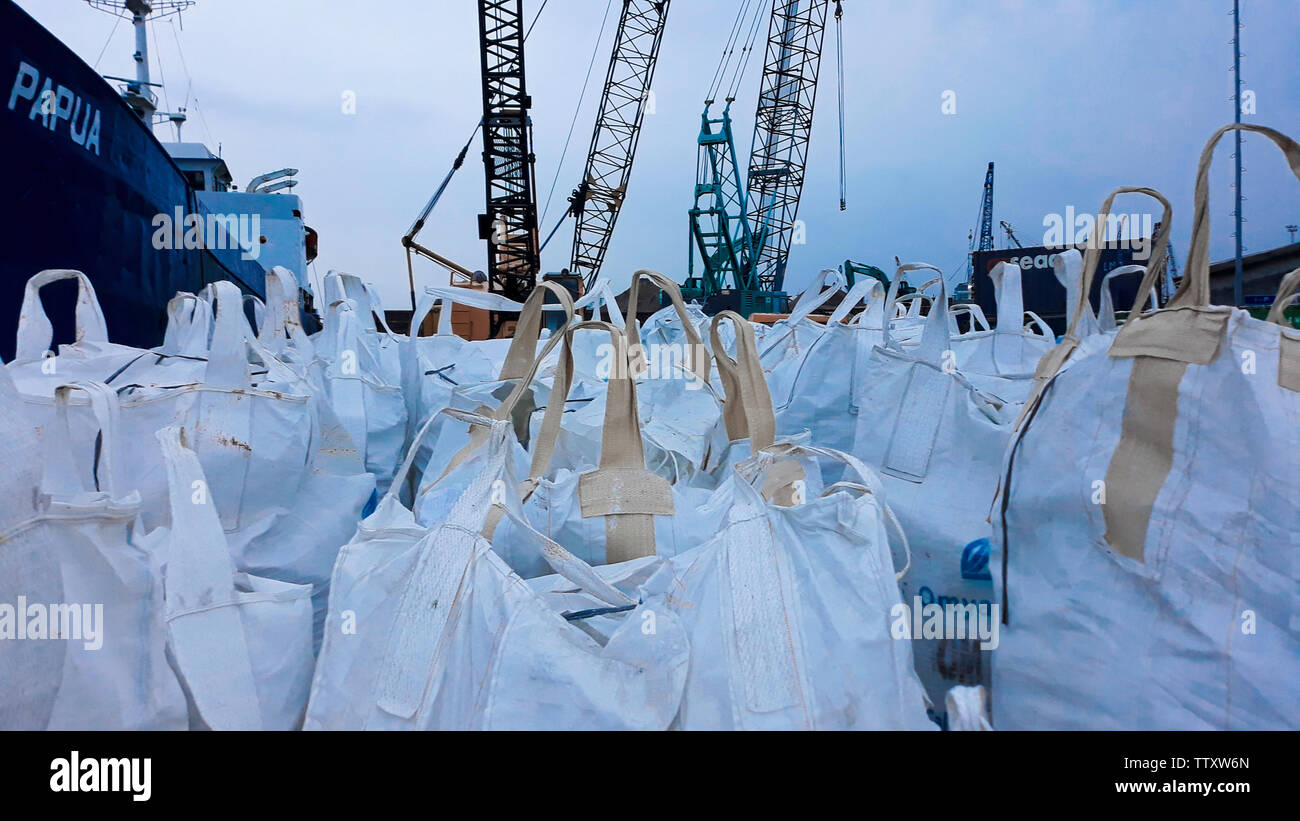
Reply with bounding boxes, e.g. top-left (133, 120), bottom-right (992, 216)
top-left (708, 0), bottom-right (757, 103)
top-left (429, 0), bottom-right (551, 222)
top-left (524, 0), bottom-right (550, 41)
top-left (726, 0), bottom-right (768, 101)
top-left (406, 122), bottom-right (483, 242)
top-left (538, 0), bottom-right (616, 231)
top-left (403, 0), bottom-right (554, 308)
top-left (835, 0), bottom-right (846, 211)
